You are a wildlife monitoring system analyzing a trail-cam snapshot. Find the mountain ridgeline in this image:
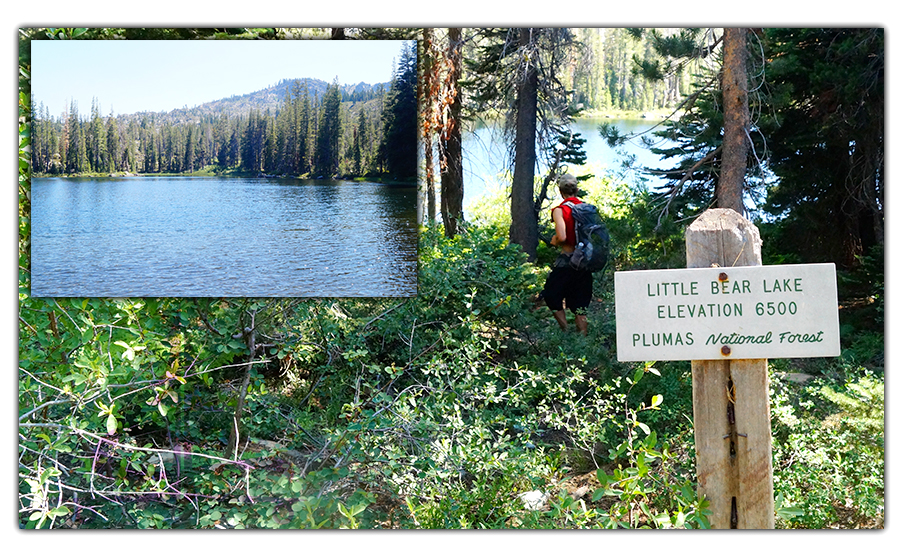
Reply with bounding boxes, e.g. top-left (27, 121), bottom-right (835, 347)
top-left (32, 42), bottom-right (418, 181)
top-left (136, 78), bottom-right (389, 124)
